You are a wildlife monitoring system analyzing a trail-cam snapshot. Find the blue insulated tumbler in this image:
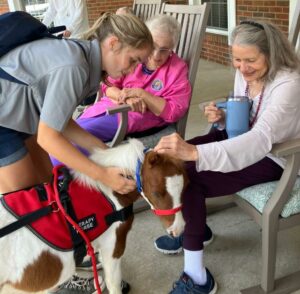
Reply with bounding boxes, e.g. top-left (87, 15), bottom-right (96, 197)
top-left (216, 96), bottom-right (251, 138)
